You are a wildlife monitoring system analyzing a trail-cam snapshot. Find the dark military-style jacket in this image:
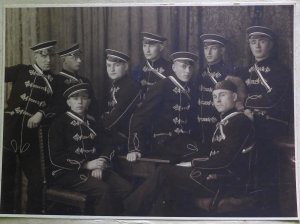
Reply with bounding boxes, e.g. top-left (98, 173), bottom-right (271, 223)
top-left (102, 74), bottom-right (141, 149)
top-left (54, 69), bottom-right (99, 117)
top-left (196, 61), bottom-right (235, 146)
top-left (190, 109), bottom-right (253, 193)
top-left (48, 111), bottom-right (114, 187)
top-left (242, 57), bottom-right (292, 138)
top-left (4, 64), bottom-right (58, 154)
top-left (128, 75), bottom-right (196, 154)
top-left (133, 57), bottom-right (173, 98)
top-left (5, 64), bottom-right (57, 119)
